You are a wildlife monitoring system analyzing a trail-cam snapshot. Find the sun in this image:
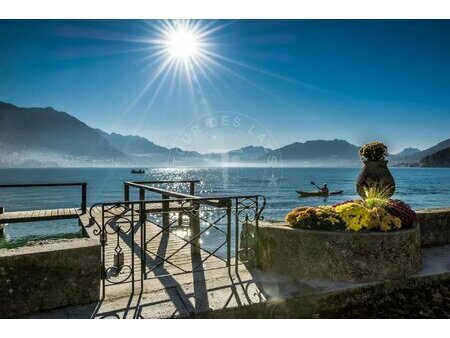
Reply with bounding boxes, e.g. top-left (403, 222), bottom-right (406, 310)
top-left (165, 27), bottom-right (200, 61)
top-left (132, 20), bottom-right (225, 111)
